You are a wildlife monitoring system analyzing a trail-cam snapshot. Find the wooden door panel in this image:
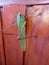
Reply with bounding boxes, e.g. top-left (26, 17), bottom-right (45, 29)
top-left (0, 13), bottom-right (5, 65)
top-left (25, 5), bottom-right (49, 65)
top-left (0, 35), bottom-right (5, 65)
top-left (2, 5), bottom-right (25, 65)
top-left (4, 35), bottom-right (23, 65)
